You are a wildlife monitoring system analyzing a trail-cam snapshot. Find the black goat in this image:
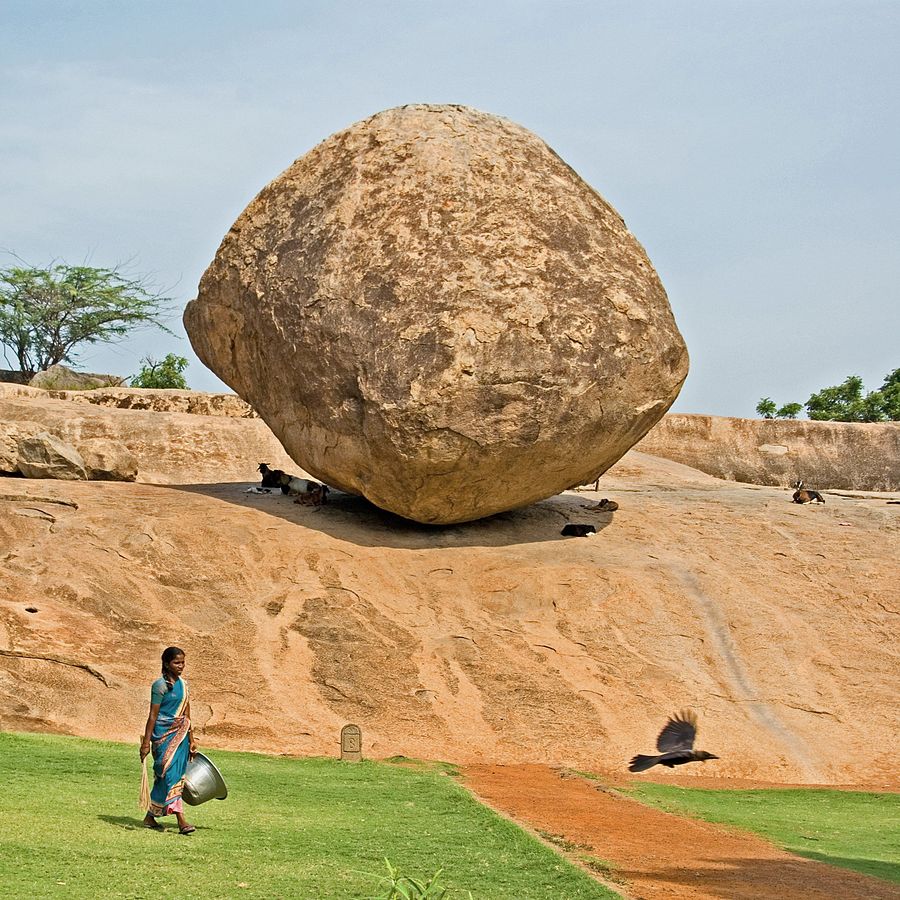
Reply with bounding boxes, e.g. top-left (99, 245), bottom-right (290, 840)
top-left (258, 462), bottom-right (285, 488)
top-left (561, 523), bottom-right (596, 537)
